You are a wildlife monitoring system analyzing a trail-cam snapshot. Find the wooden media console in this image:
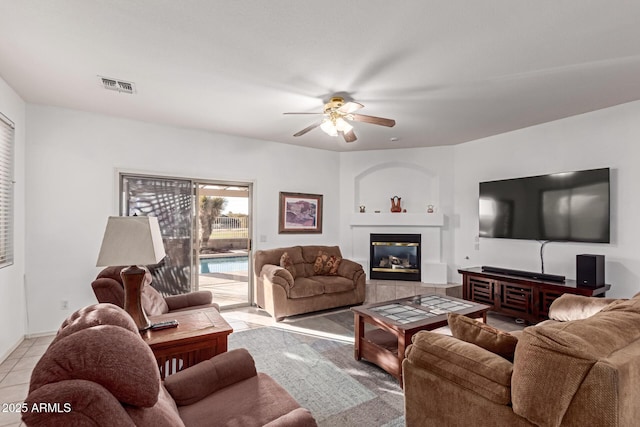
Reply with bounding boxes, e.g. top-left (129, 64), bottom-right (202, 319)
top-left (459, 267), bottom-right (610, 324)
